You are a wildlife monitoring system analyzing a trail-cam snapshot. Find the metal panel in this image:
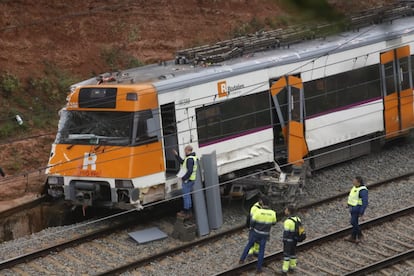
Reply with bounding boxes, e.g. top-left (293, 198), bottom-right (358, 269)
top-left (201, 151), bottom-right (223, 230)
top-left (128, 227), bottom-right (168, 244)
top-left (193, 160), bottom-right (210, 236)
